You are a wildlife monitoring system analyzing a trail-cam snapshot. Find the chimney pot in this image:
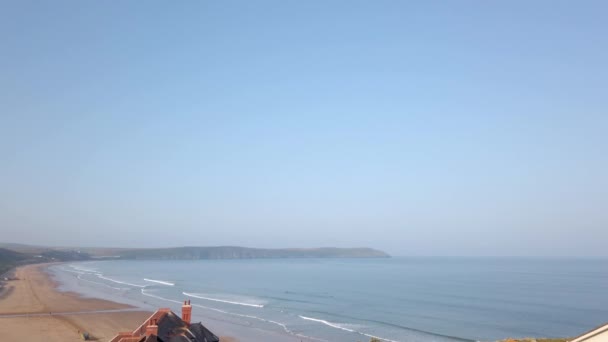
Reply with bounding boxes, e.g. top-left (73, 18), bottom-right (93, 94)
top-left (182, 300), bottom-right (193, 325)
top-left (145, 320), bottom-right (158, 337)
